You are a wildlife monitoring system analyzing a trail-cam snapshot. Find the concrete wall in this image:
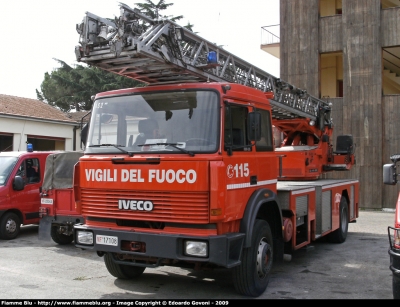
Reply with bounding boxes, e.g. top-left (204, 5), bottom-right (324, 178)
top-left (280, 0), bottom-right (396, 209)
